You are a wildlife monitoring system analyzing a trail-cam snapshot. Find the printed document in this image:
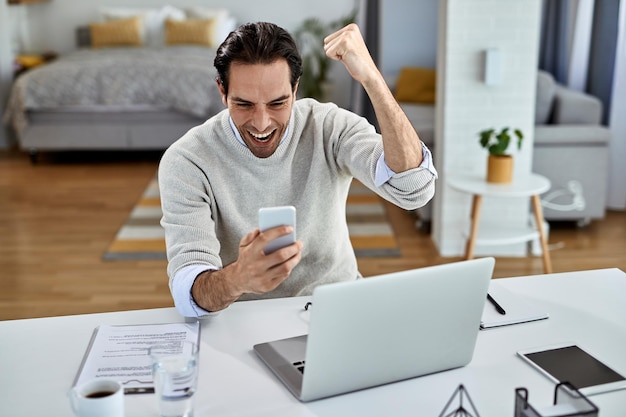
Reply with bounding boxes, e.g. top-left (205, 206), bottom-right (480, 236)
top-left (74, 321), bottom-right (200, 393)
